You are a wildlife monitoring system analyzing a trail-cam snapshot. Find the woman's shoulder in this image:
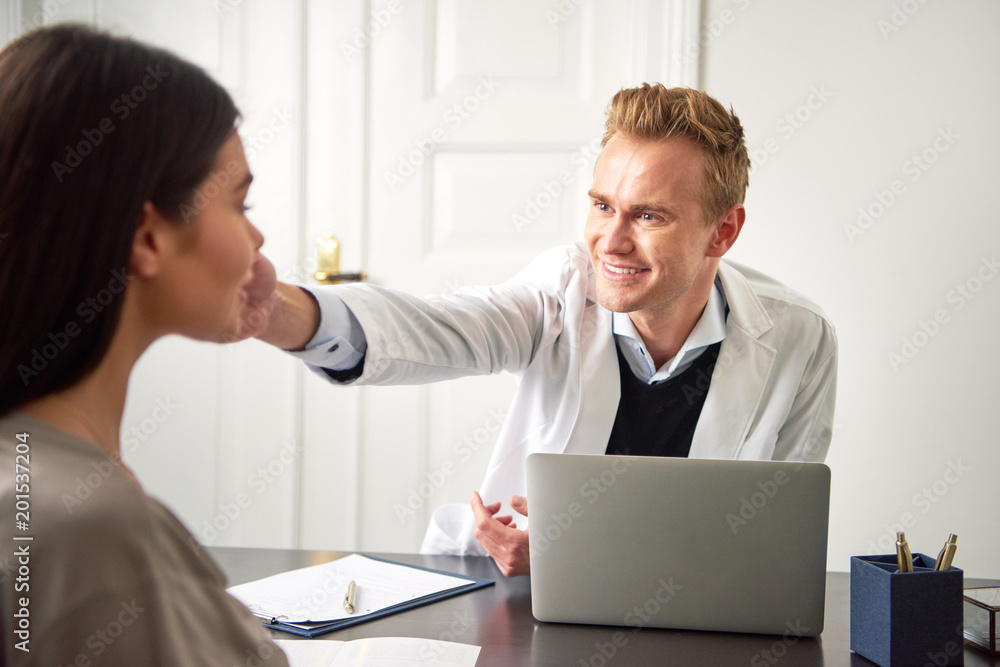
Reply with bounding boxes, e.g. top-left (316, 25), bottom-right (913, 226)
top-left (1, 412), bottom-right (149, 536)
top-left (0, 413), bottom-right (286, 665)
top-left (2, 412), bottom-right (226, 576)
top-left (0, 411), bottom-right (223, 611)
